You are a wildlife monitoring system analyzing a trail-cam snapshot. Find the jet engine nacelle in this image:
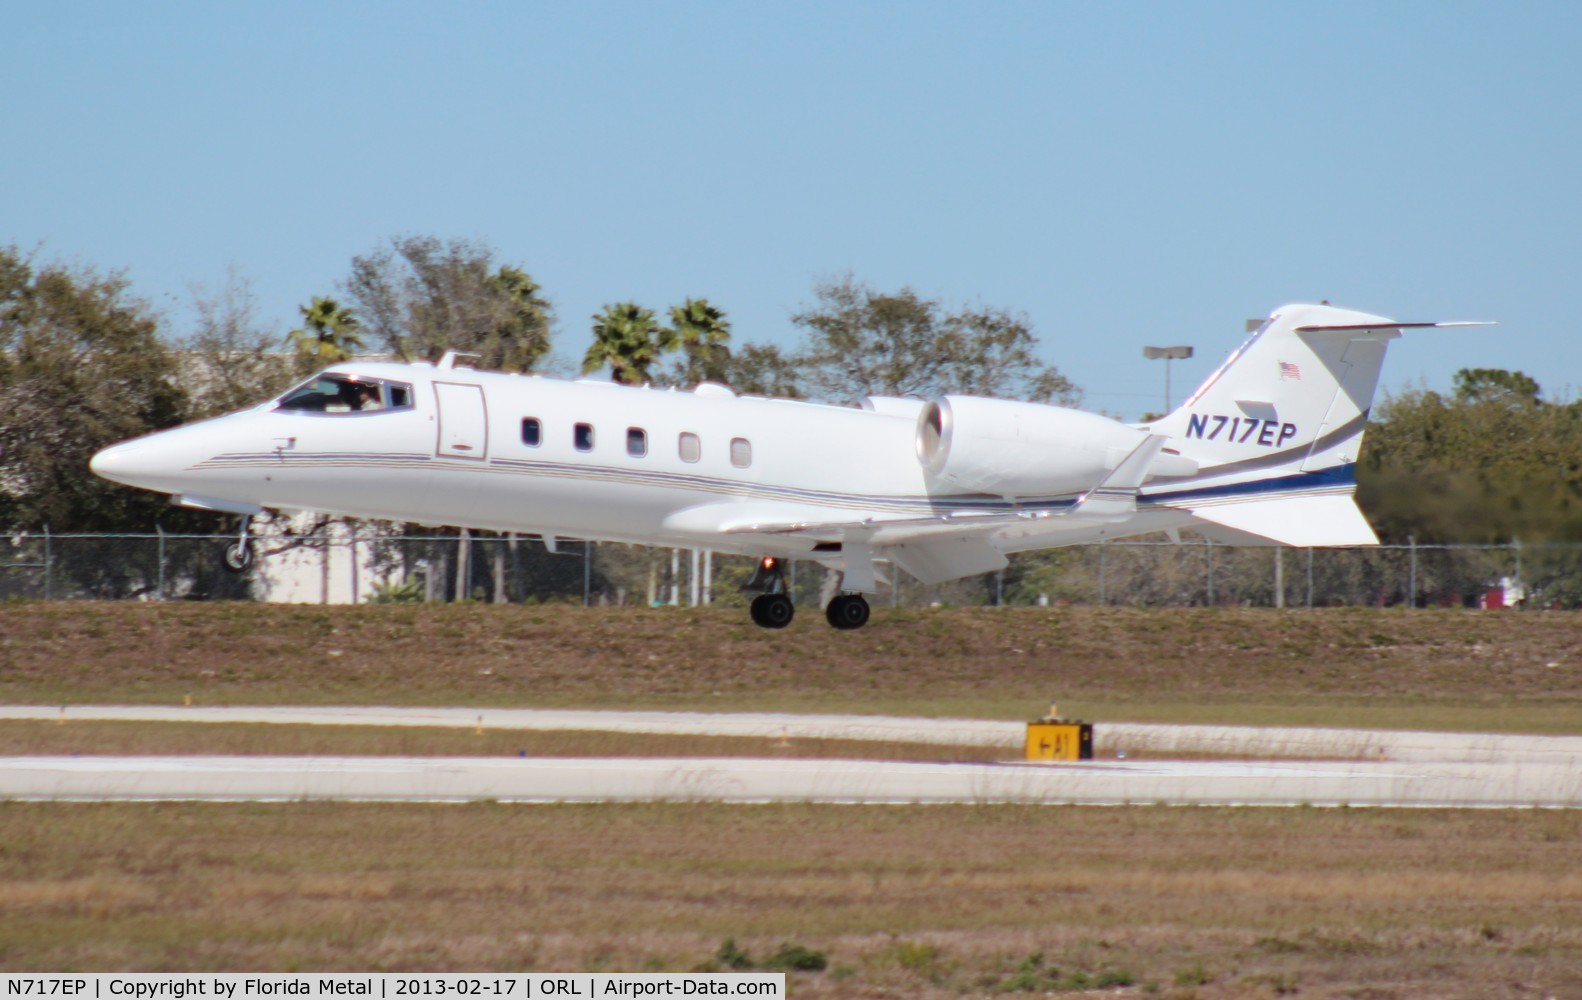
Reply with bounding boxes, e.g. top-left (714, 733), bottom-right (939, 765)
top-left (916, 395), bottom-right (1150, 498)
